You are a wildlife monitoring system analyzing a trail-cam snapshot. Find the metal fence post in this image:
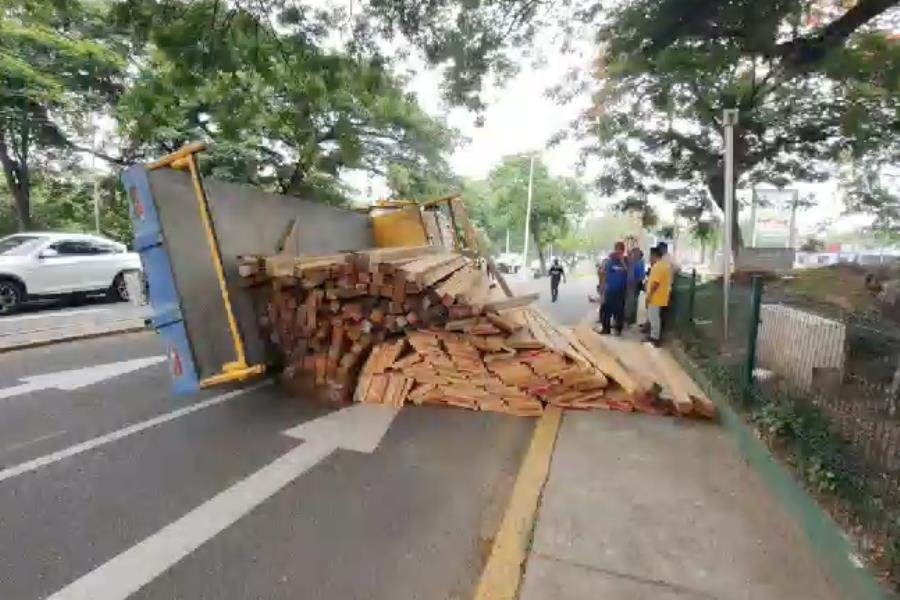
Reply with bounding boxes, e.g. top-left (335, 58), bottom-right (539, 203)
top-left (688, 269), bottom-right (696, 325)
top-left (744, 275), bottom-right (763, 395)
